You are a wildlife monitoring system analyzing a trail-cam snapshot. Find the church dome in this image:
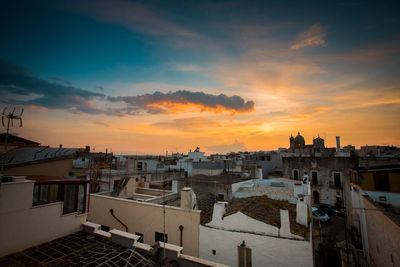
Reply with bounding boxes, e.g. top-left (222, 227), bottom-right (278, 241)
top-left (294, 132), bottom-right (305, 144)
